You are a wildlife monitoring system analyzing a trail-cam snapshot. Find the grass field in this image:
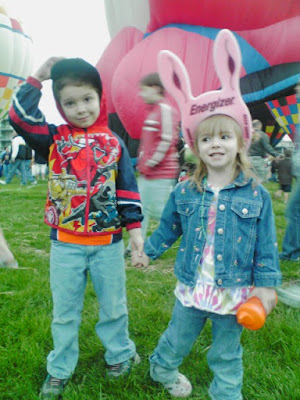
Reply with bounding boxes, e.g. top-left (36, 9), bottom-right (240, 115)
top-left (0, 179), bottom-right (299, 400)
